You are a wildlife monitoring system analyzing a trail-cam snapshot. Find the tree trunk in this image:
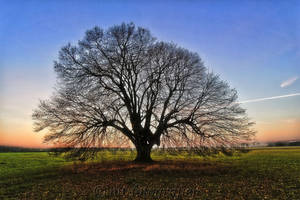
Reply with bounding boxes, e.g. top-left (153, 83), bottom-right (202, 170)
top-left (134, 144), bottom-right (153, 162)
